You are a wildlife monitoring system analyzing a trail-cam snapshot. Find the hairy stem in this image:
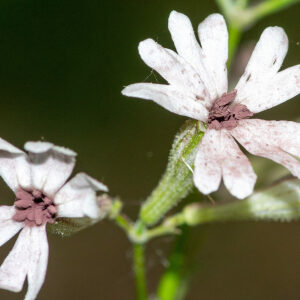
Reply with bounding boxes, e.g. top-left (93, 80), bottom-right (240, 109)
top-left (165, 178), bottom-right (300, 226)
